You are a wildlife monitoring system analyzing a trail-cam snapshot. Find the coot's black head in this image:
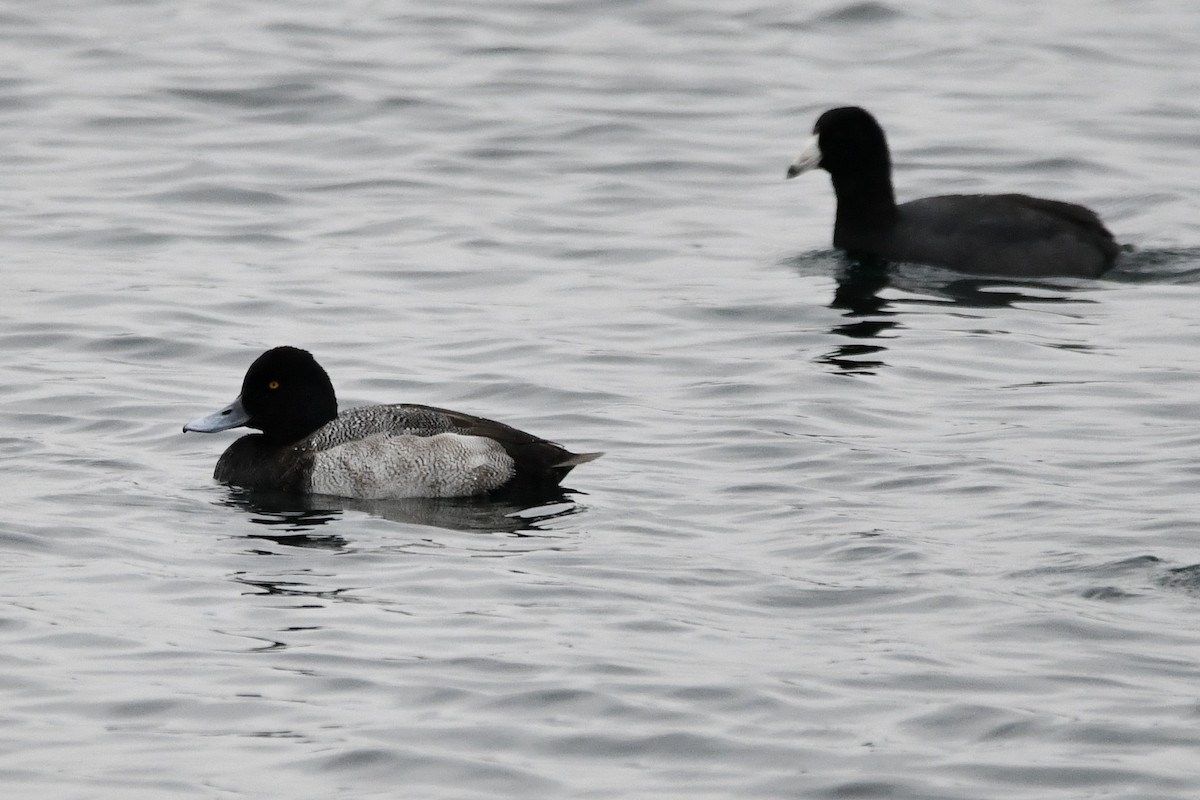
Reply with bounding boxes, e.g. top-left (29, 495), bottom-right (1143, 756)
top-left (787, 106), bottom-right (892, 182)
top-left (184, 346), bottom-right (339, 445)
top-left (786, 106), bottom-right (898, 231)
